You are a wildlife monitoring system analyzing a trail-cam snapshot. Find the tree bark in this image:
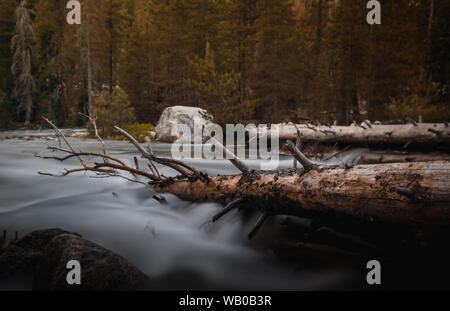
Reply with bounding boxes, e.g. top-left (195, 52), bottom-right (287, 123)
top-left (427, 0), bottom-right (434, 51)
top-left (358, 152), bottom-right (450, 164)
top-left (153, 161), bottom-right (450, 227)
top-left (255, 123), bottom-right (450, 148)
